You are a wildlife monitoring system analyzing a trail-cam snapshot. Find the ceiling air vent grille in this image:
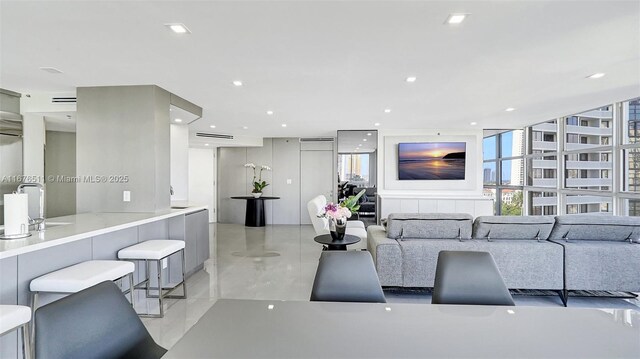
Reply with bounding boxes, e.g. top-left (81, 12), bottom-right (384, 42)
top-left (299, 137), bottom-right (334, 142)
top-left (51, 97), bottom-right (77, 104)
top-left (196, 132), bottom-right (234, 140)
